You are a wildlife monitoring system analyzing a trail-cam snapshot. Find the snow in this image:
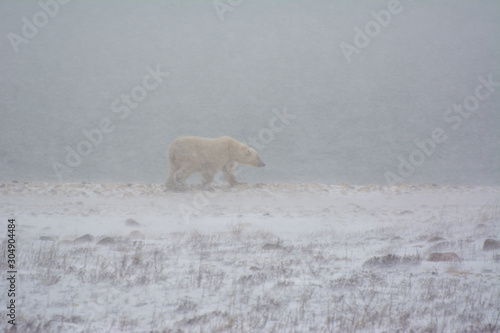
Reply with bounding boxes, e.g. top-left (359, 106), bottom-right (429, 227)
top-left (1, 182), bottom-right (499, 332)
